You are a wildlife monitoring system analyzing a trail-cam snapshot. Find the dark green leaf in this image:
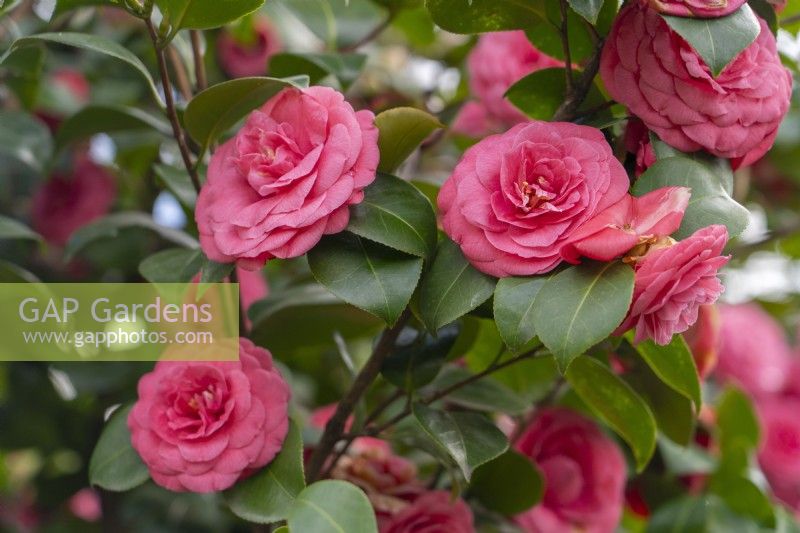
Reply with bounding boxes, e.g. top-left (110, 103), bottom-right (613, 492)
top-left (225, 420), bottom-right (305, 524)
top-left (493, 277), bottom-right (546, 352)
top-left (633, 157), bottom-right (749, 239)
top-left (419, 238), bottom-right (497, 332)
top-left (157, 0), bottom-right (265, 33)
top-left (412, 403), bottom-right (508, 480)
top-left (89, 405), bottom-right (150, 491)
top-left (154, 164), bottom-right (198, 209)
top-left (278, 0), bottom-right (387, 49)
top-left (0, 216), bottom-right (41, 243)
top-left (566, 356), bottom-right (657, 471)
top-left (470, 451), bottom-right (543, 516)
top-left (649, 133), bottom-right (735, 195)
top-left (55, 105), bottom-right (171, 150)
top-left (375, 106), bottom-right (444, 173)
top-left (630, 334), bottom-right (702, 410)
top-left (347, 173), bottom-right (437, 258)
top-left (184, 76), bottom-right (308, 154)
top-left (270, 52), bottom-right (367, 91)
top-left (748, 0), bottom-right (777, 34)
top-left (1, 32), bottom-right (163, 105)
top-left (138, 248), bottom-right (203, 283)
top-left (200, 257), bottom-right (234, 283)
top-left (0, 110), bottom-right (52, 173)
top-left (532, 262), bottom-right (634, 372)
top-left (425, 0), bottom-right (545, 33)
top-left (716, 386), bottom-right (760, 470)
top-left (709, 474), bottom-right (774, 526)
top-left (3, 46), bottom-right (44, 110)
top-left (287, 480), bottom-right (378, 533)
top-left (506, 68), bottom-right (605, 120)
top-left (568, 0), bottom-right (604, 24)
top-left (661, 5), bottom-right (761, 77)
top-left (308, 232), bottom-right (423, 326)
top-left (0, 260), bottom-right (40, 283)
top-left (381, 323), bottom-right (460, 391)
top-left (66, 212), bottom-right (199, 261)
